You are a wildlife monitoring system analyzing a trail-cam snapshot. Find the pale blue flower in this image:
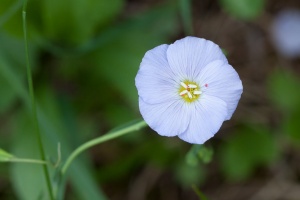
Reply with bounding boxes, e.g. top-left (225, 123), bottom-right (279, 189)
top-left (272, 9), bottom-right (300, 58)
top-left (135, 36), bottom-right (243, 144)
